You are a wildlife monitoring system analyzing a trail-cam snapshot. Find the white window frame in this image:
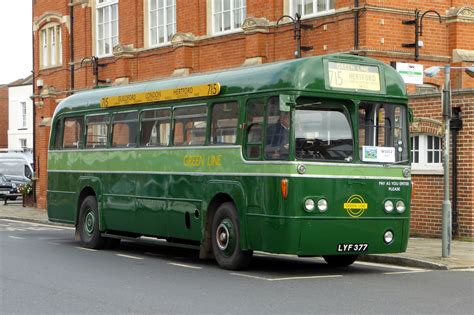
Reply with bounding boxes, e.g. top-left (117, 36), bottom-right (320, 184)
top-left (411, 134), bottom-right (443, 174)
top-left (39, 24), bottom-right (62, 69)
top-left (58, 25), bottom-right (62, 65)
top-left (212, 0), bottom-right (246, 35)
top-left (21, 102), bottom-right (27, 128)
top-left (20, 139), bottom-right (27, 149)
top-left (50, 27), bottom-right (57, 65)
top-left (148, 0), bottom-right (176, 47)
top-left (290, 0), bottom-right (335, 18)
top-left (41, 29), bottom-right (48, 66)
top-left (96, 0), bottom-right (119, 57)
